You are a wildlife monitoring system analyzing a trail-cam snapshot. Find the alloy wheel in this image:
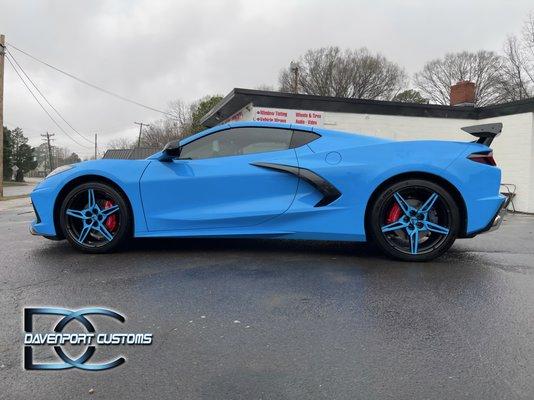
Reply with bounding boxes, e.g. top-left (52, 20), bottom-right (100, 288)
top-left (64, 188), bottom-right (121, 248)
top-left (379, 187), bottom-right (451, 256)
